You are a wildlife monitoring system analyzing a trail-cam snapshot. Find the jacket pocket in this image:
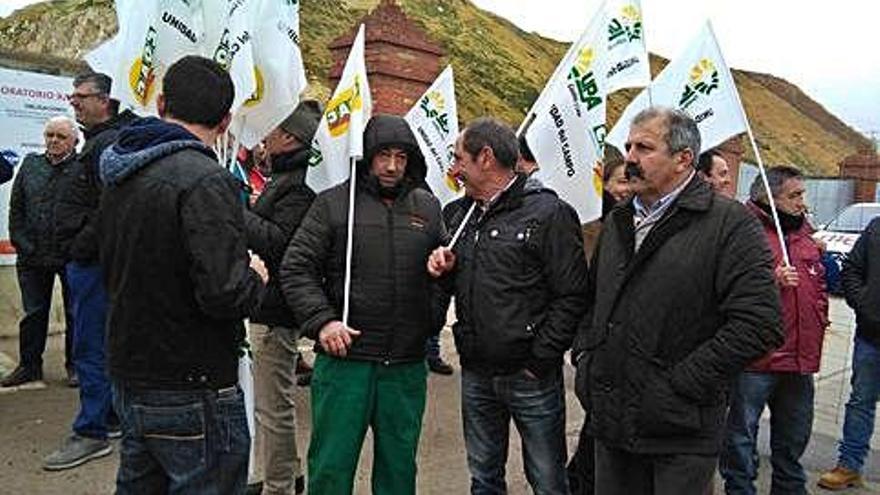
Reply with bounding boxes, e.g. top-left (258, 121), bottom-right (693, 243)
top-left (636, 371), bottom-right (701, 437)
